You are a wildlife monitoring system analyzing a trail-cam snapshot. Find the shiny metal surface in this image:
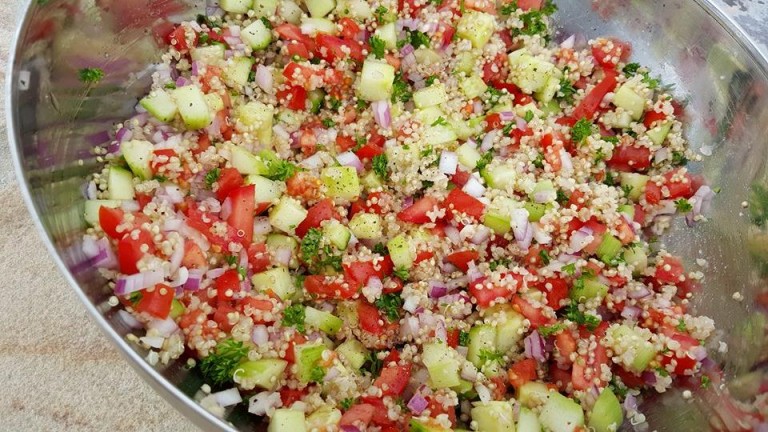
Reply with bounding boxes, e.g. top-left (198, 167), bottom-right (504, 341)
top-left (7, 0), bottom-right (768, 430)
